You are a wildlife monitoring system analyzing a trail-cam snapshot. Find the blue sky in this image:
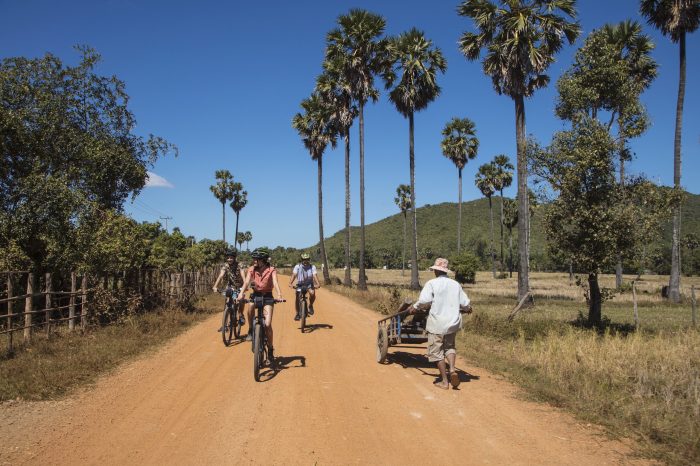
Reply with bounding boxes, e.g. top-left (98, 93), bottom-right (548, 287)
top-left (2, 0), bottom-right (698, 249)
